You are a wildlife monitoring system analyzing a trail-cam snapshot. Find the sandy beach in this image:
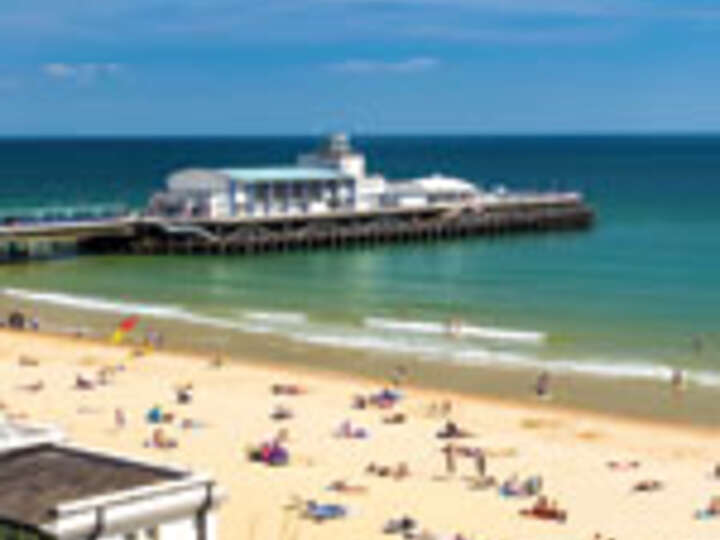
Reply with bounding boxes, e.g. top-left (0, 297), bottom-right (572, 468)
top-left (2, 328), bottom-right (720, 540)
